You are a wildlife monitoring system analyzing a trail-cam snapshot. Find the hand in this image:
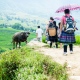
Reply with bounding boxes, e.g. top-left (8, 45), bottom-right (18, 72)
top-left (58, 34), bottom-right (60, 38)
top-left (58, 31), bottom-right (61, 37)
